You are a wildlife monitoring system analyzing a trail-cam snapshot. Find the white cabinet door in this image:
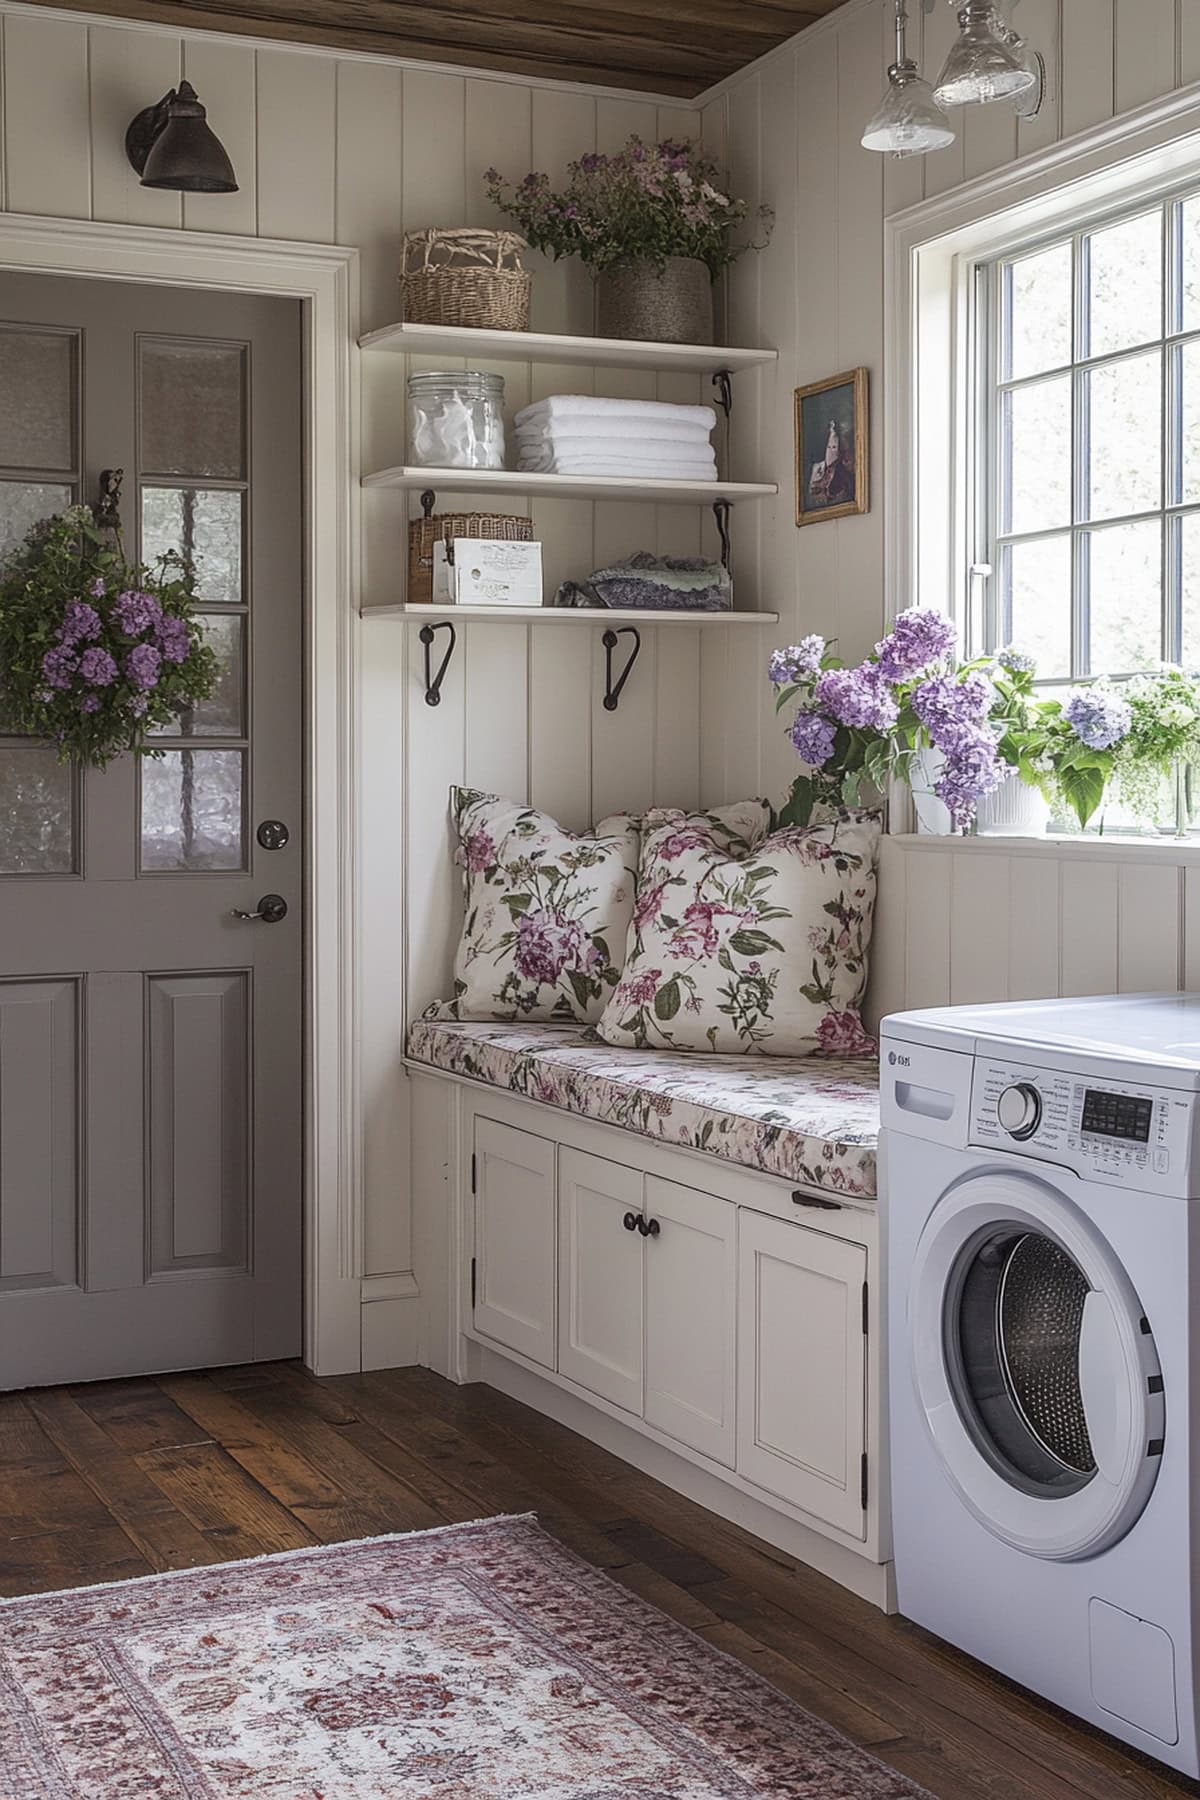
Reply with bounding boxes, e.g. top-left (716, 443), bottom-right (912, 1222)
top-left (472, 1116), bottom-right (556, 1369)
top-left (643, 1176), bottom-right (736, 1467)
top-left (558, 1148), bottom-right (644, 1414)
top-left (737, 1210), bottom-right (868, 1539)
